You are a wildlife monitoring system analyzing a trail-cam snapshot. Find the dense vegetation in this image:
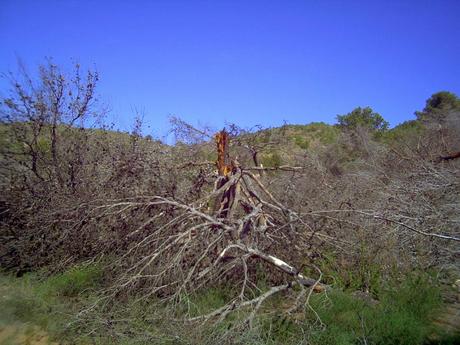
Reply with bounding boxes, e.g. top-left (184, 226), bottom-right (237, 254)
top-left (1, 62), bottom-right (459, 344)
